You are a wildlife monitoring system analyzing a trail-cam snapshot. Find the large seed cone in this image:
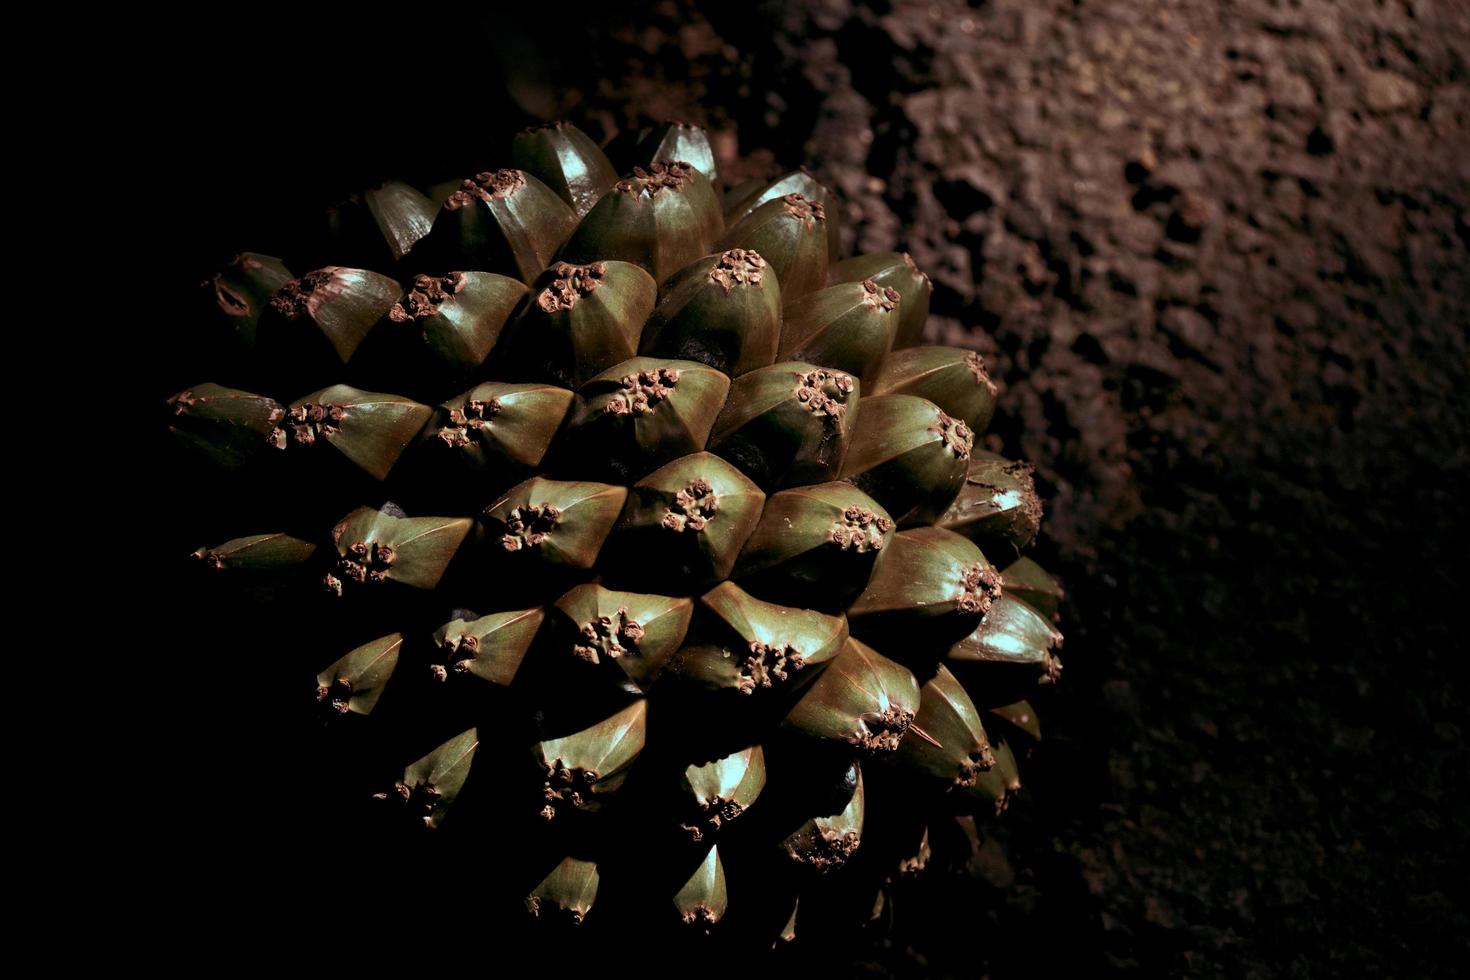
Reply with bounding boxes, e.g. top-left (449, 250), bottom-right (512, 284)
top-left (421, 169), bottom-right (577, 283)
top-left (724, 171), bottom-right (842, 268)
top-left (496, 260), bottom-right (657, 388)
top-left (938, 452), bottom-right (1044, 557)
top-left (544, 584), bottom-right (694, 695)
top-left (203, 253), bottom-right (292, 352)
top-left (678, 745), bottom-right (766, 841)
top-left (733, 482), bottom-right (893, 611)
top-left (892, 664), bottom-right (995, 789)
top-left (430, 608), bottom-right (543, 687)
top-left (847, 526), bottom-right (1000, 651)
top-left (828, 252), bottom-right (932, 349)
top-left (946, 593), bottom-right (1064, 701)
top-left (639, 249), bottom-right (782, 375)
top-left (533, 699), bottom-right (647, 821)
top-left (559, 162), bottom-right (723, 284)
top-left (778, 278), bottom-right (902, 381)
top-left (327, 506), bottom-right (471, 595)
top-left (708, 363), bottom-right (858, 490)
top-left (554, 358), bottom-right (730, 483)
top-left (718, 193), bottom-right (829, 304)
top-left (420, 381), bottom-right (575, 485)
top-left (603, 453), bottom-right (764, 593)
top-left (478, 477), bottom-right (627, 591)
top-left (376, 727), bottom-right (479, 830)
top-left (366, 271), bottom-right (528, 389)
top-left (782, 639), bottom-right (920, 754)
top-left (256, 267), bottom-right (401, 380)
top-left (315, 632), bottom-right (403, 720)
top-left (634, 121), bottom-right (719, 185)
top-left (280, 385), bottom-right (431, 481)
top-left (1000, 557), bottom-right (1065, 621)
top-left (526, 857), bottom-right (601, 926)
top-left (167, 383), bottom-right (284, 470)
top-left (512, 121), bottom-right (619, 219)
top-left (673, 581), bottom-right (848, 696)
top-left (867, 346), bottom-right (999, 434)
top-left (840, 393), bottom-right (973, 526)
